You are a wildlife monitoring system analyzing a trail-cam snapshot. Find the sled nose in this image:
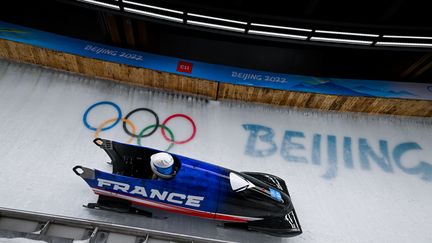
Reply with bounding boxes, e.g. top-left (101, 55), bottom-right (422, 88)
top-left (73, 165), bottom-right (95, 179)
